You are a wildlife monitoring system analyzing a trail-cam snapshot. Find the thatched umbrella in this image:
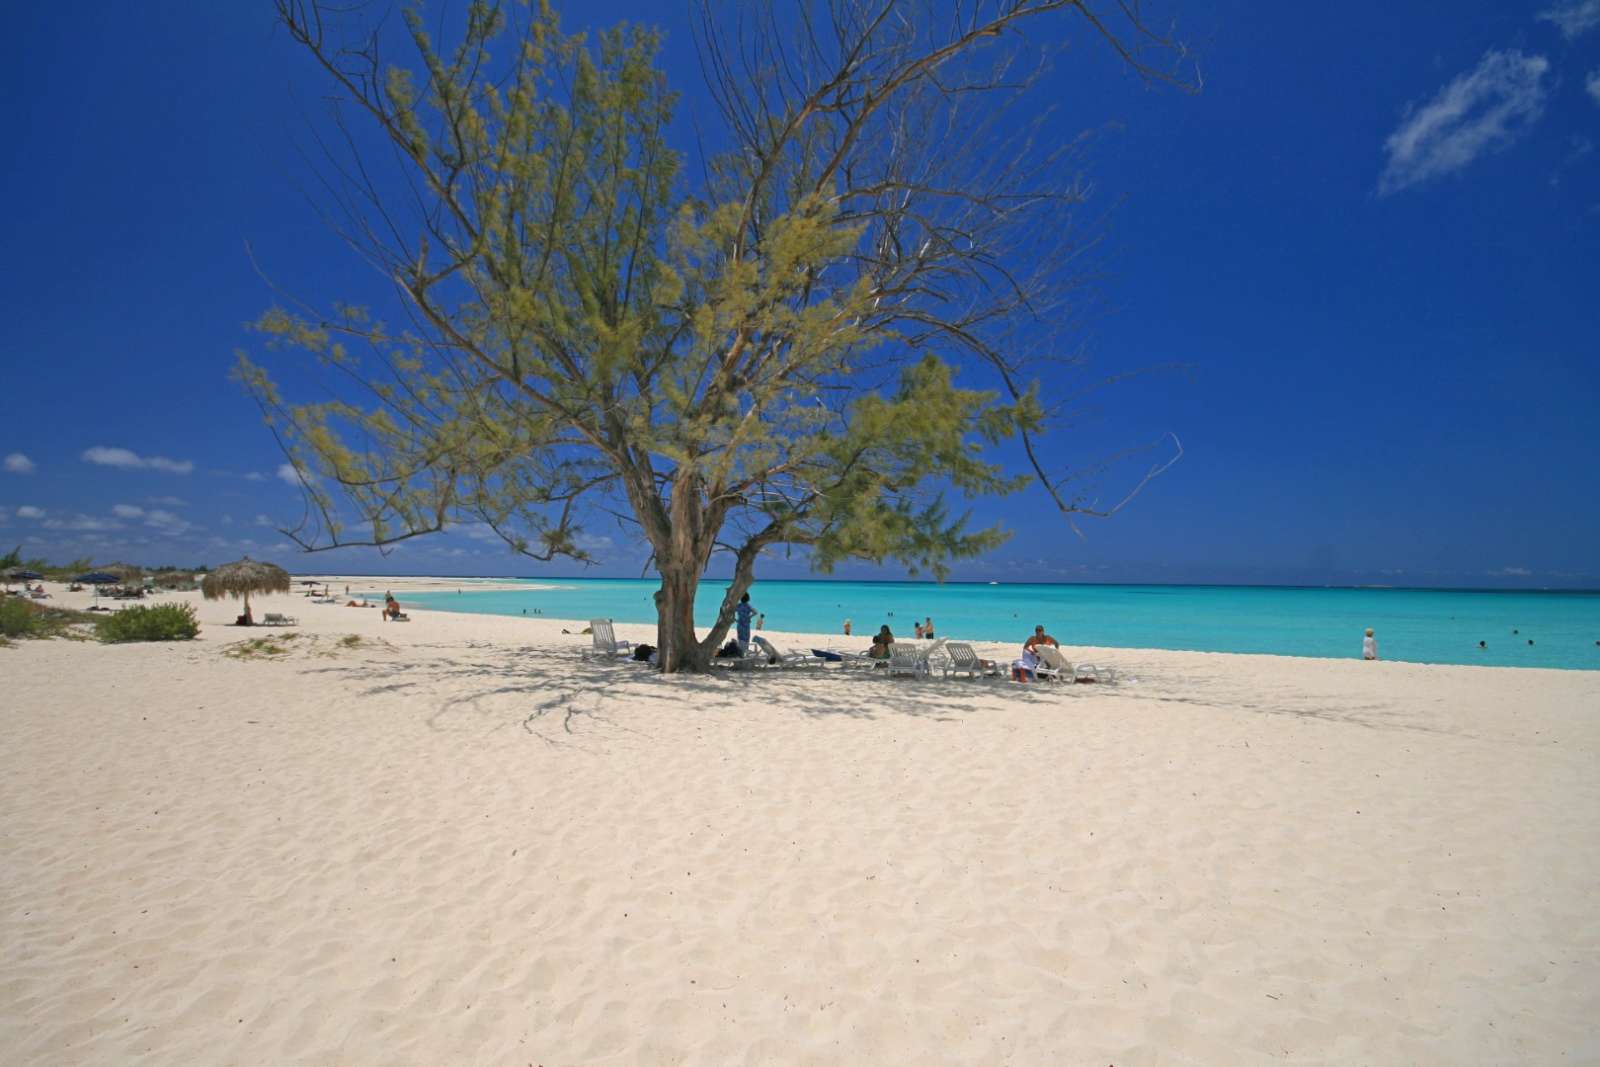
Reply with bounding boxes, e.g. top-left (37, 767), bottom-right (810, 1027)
top-left (201, 557), bottom-right (291, 623)
top-left (98, 562), bottom-right (144, 585)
